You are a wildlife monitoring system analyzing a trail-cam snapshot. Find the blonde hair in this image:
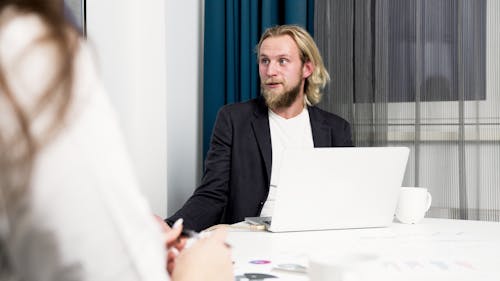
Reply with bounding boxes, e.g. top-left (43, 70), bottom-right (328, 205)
top-left (257, 25), bottom-right (330, 106)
